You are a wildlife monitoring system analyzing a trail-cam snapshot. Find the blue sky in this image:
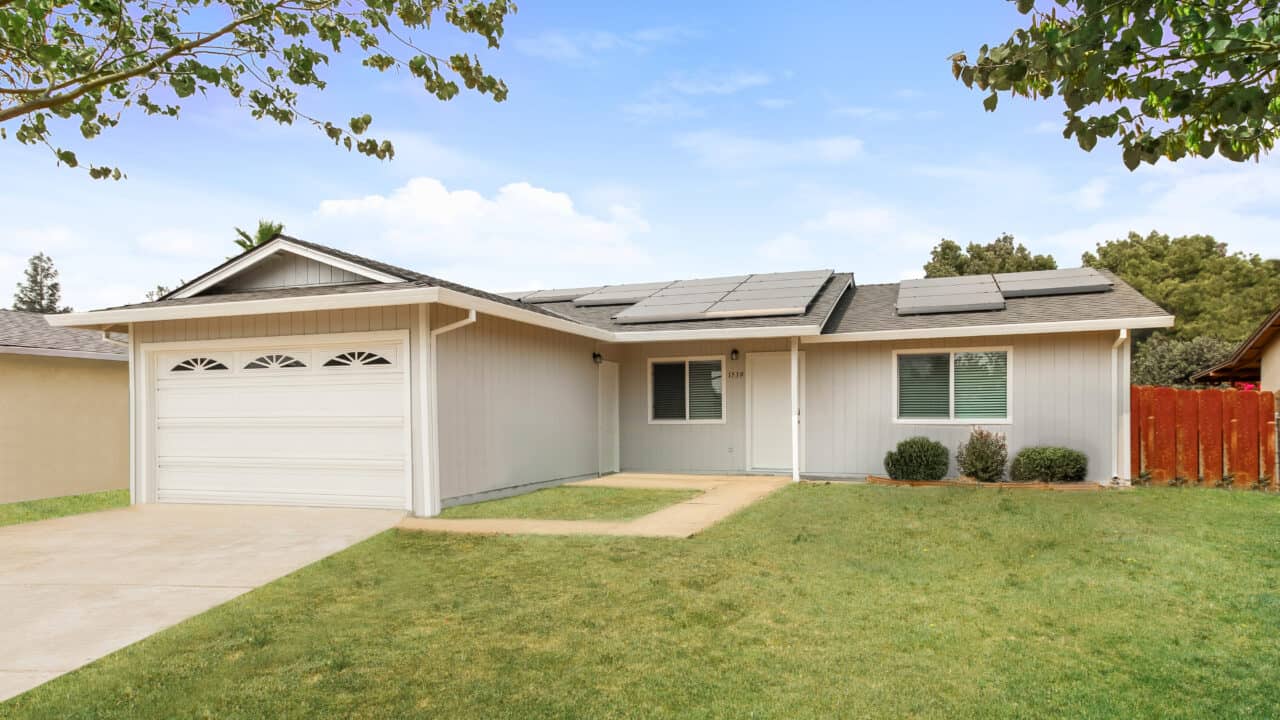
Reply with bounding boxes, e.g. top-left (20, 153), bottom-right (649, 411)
top-left (3, 1), bottom-right (1279, 310)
